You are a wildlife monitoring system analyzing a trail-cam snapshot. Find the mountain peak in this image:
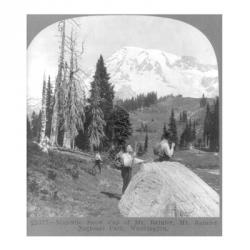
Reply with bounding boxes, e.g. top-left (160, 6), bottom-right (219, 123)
top-left (103, 47), bottom-right (218, 99)
top-left (82, 47), bottom-right (218, 100)
top-left (109, 46), bottom-right (181, 65)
